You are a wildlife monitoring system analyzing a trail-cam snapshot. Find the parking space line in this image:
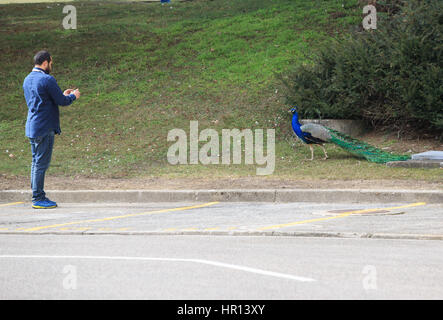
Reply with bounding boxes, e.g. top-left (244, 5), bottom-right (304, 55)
top-left (74, 227), bottom-right (91, 231)
top-left (0, 202), bottom-right (24, 207)
top-left (0, 254), bottom-right (316, 282)
top-left (257, 202), bottom-right (427, 231)
top-left (20, 201), bottom-right (220, 232)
